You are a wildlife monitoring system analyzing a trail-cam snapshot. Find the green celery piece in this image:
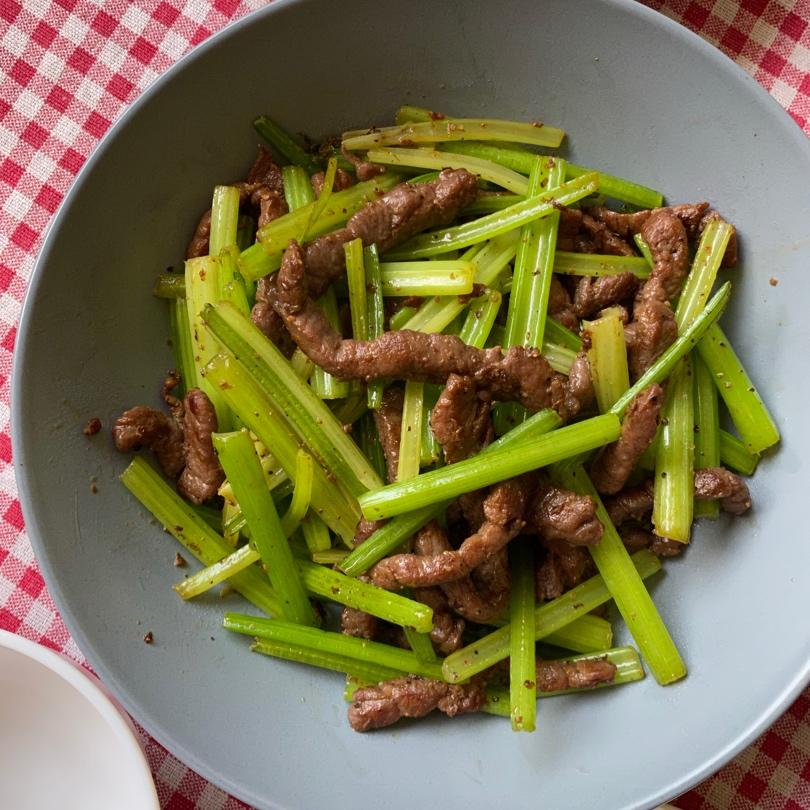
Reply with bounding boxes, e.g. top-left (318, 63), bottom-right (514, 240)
top-left (253, 115), bottom-right (321, 174)
top-left (509, 540), bottom-right (536, 732)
